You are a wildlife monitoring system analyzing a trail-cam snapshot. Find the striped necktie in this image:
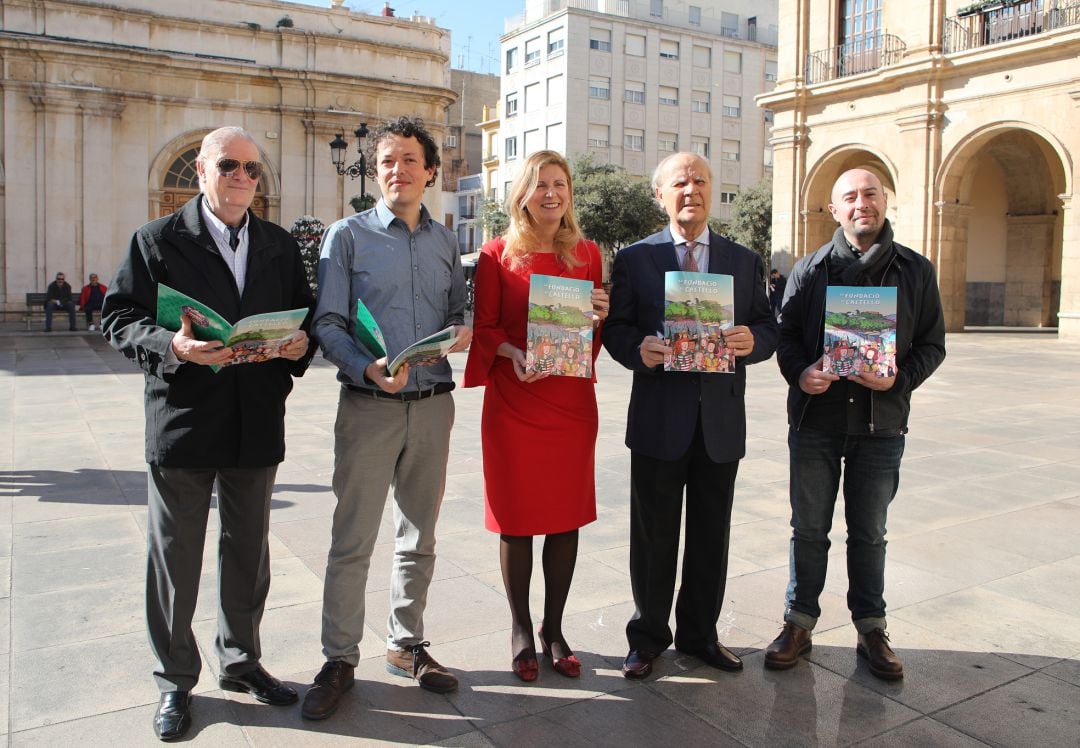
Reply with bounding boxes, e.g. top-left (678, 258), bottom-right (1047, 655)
top-left (682, 241), bottom-right (699, 272)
